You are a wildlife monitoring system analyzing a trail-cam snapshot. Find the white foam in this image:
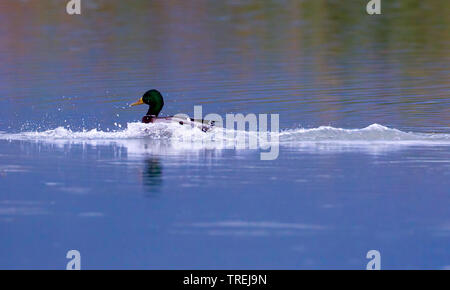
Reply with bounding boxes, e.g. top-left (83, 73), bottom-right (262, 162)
top-left (279, 123), bottom-right (450, 143)
top-left (0, 123), bottom-right (449, 151)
